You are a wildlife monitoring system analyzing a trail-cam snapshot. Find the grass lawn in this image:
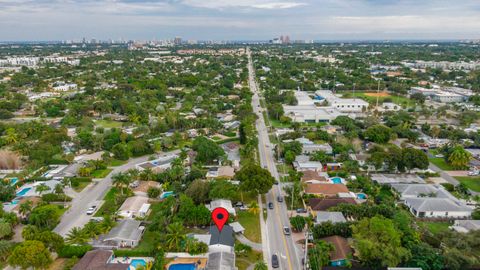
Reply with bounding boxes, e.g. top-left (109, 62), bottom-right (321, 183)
top-left (91, 168), bottom-right (113, 178)
top-left (108, 159), bottom-right (127, 167)
top-left (419, 221), bottom-right (451, 235)
top-left (342, 91), bottom-right (417, 108)
top-left (94, 119), bottom-right (123, 128)
top-left (237, 211), bottom-right (261, 243)
top-left (73, 180), bottom-right (91, 192)
top-left (455, 176), bottom-right (480, 192)
top-left (132, 229), bottom-right (160, 253)
top-left (235, 240), bottom-right (263, 270)
top-left (269, 118), bottom-right (292, 128)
